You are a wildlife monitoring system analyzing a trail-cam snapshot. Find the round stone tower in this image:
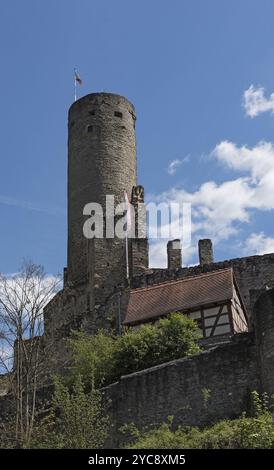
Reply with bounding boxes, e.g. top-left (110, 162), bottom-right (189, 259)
top-left (67, 93), bottom-right (137, 302)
